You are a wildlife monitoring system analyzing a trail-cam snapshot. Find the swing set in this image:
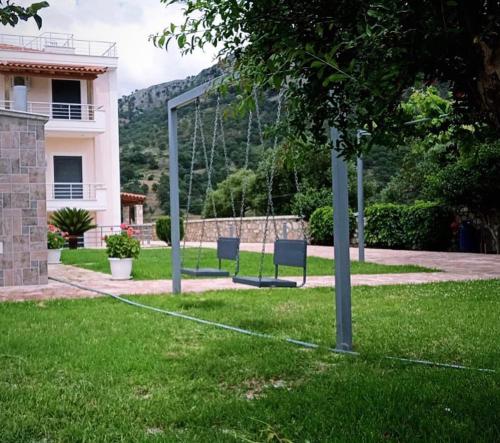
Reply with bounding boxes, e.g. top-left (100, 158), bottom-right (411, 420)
top-left (175, 85), bottom-right (308, 288)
